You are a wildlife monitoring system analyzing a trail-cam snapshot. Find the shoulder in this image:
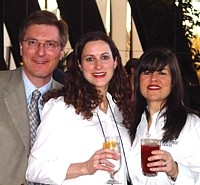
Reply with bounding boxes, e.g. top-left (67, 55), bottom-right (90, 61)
top-left (178, 114), bottom-right (200, 150)
top-left (0, 68), bottom-right (22, 92)
top-left (40, 97), bottom-right (76, 129)
top-left (186, 113), bottom-right (200, 123)
top-left (43, 96), bottom-right (65, 110)
top-left (42, 96), bottom-right (75, 115)
top-left (0, 67), bottom-right (21, 77)
top-left (52, 79), bottom-right (63, 89)
top-left (0, 68), bottom-right (21, 84)
top-left (180, 113), bottom-right (200, 136)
